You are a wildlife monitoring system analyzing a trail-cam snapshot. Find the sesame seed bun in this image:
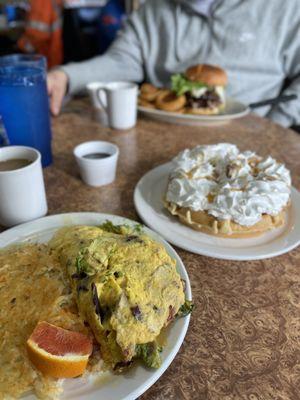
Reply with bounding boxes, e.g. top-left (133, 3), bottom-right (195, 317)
top-left (185, 64), bottom-right (228, 86)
